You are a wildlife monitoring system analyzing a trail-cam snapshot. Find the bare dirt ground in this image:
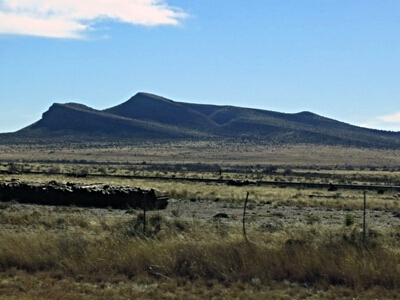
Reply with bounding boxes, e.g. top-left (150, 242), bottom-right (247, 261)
top-left (163, 198), bottom-right (400, 227)
top-left (2, 198), bottom-right (399, 233)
